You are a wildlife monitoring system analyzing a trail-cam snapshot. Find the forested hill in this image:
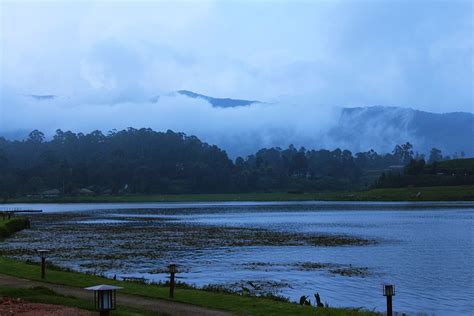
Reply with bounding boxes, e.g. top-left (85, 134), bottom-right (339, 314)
top-left (0, 128), bottom-right (465, 198)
